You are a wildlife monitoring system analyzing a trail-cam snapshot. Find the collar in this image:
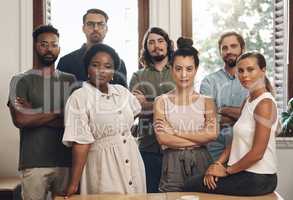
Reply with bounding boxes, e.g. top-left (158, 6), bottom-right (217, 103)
top-left (28, 69), bottom-right (60, 78)
top-left (148, 63), bottom-right (171, 71)
top-left (222, 68), bottom-right (236, 80)
top-left (84, 82), bottom-right (120, 97)
top-left (79, 43), bottom-right (87, 53)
